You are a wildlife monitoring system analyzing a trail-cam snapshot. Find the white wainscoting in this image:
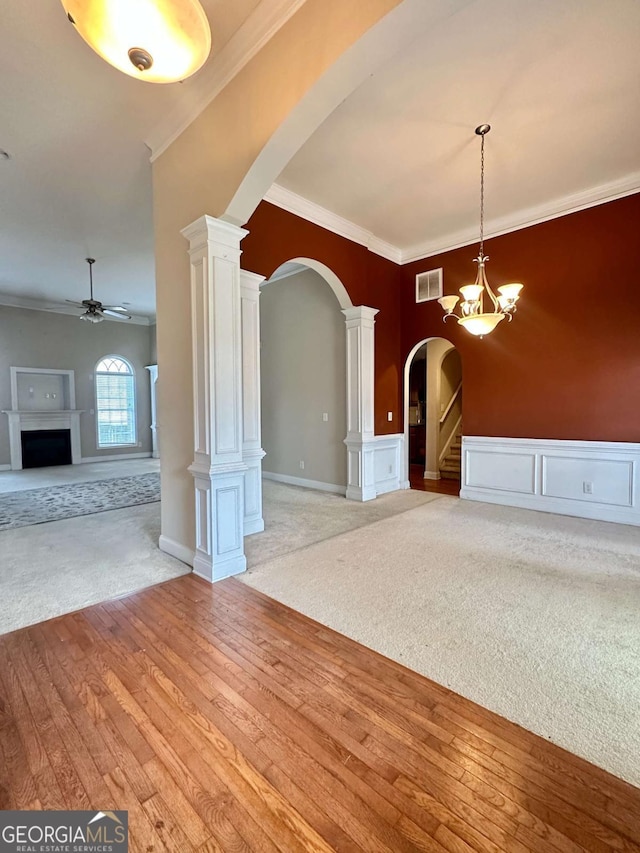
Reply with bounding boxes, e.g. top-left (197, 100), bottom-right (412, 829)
top-left (461, 436), bottom-right (640, 526)
top-left (373, 433), bottom-right (406, 496)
